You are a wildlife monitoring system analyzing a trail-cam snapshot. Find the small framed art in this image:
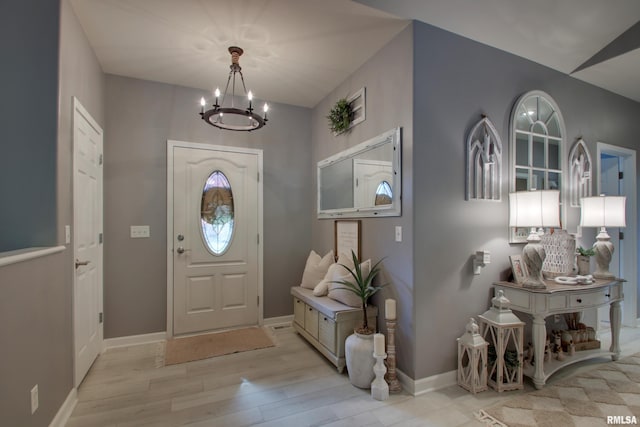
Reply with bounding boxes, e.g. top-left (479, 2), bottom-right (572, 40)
top-left (509, 255), bottom-right (528, 284)
top-left (334, 220), bottom-right (361, 259)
